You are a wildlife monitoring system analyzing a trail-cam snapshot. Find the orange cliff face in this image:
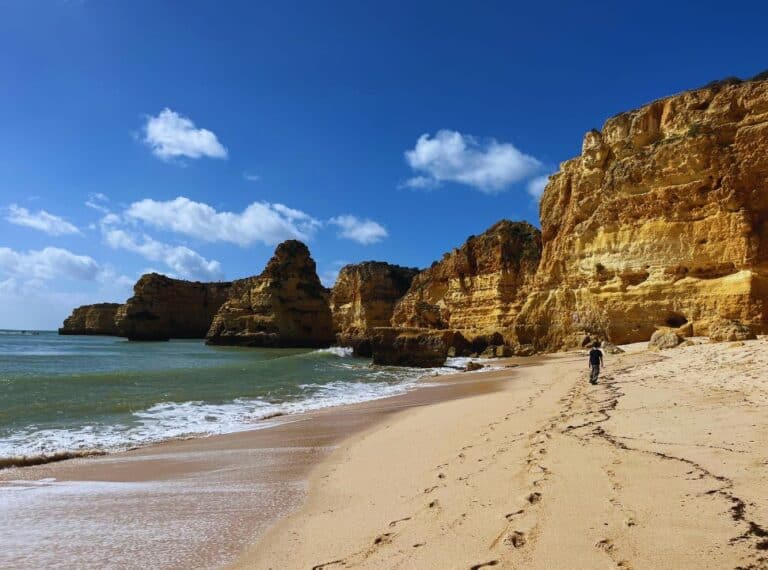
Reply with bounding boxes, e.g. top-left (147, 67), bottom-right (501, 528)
top-left (391, 220), bottom-right (542, 344)
top-left (59, 303), bottom-right (122, 336)
top-left (515, 75), bottom-right (768, 350)
top-left (206, 240), bottom-right (335, 348)
top-left (115, 274), bottom-right (234, 341)
top-left (330, 262), bottom-right (420, 356)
